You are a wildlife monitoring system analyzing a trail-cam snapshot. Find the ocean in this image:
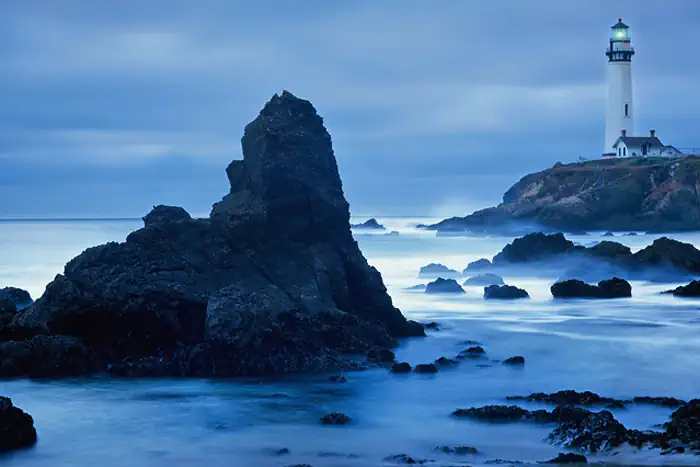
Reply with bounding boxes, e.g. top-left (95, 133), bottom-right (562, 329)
top-left (1, 217), bottom-right (699, 466)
